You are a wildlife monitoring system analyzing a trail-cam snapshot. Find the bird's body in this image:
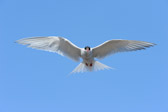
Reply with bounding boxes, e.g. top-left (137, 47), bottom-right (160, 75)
top-left (81, 49), bottom-right (93, 65)
top-left (16, 36), bottom-right (155, 73)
